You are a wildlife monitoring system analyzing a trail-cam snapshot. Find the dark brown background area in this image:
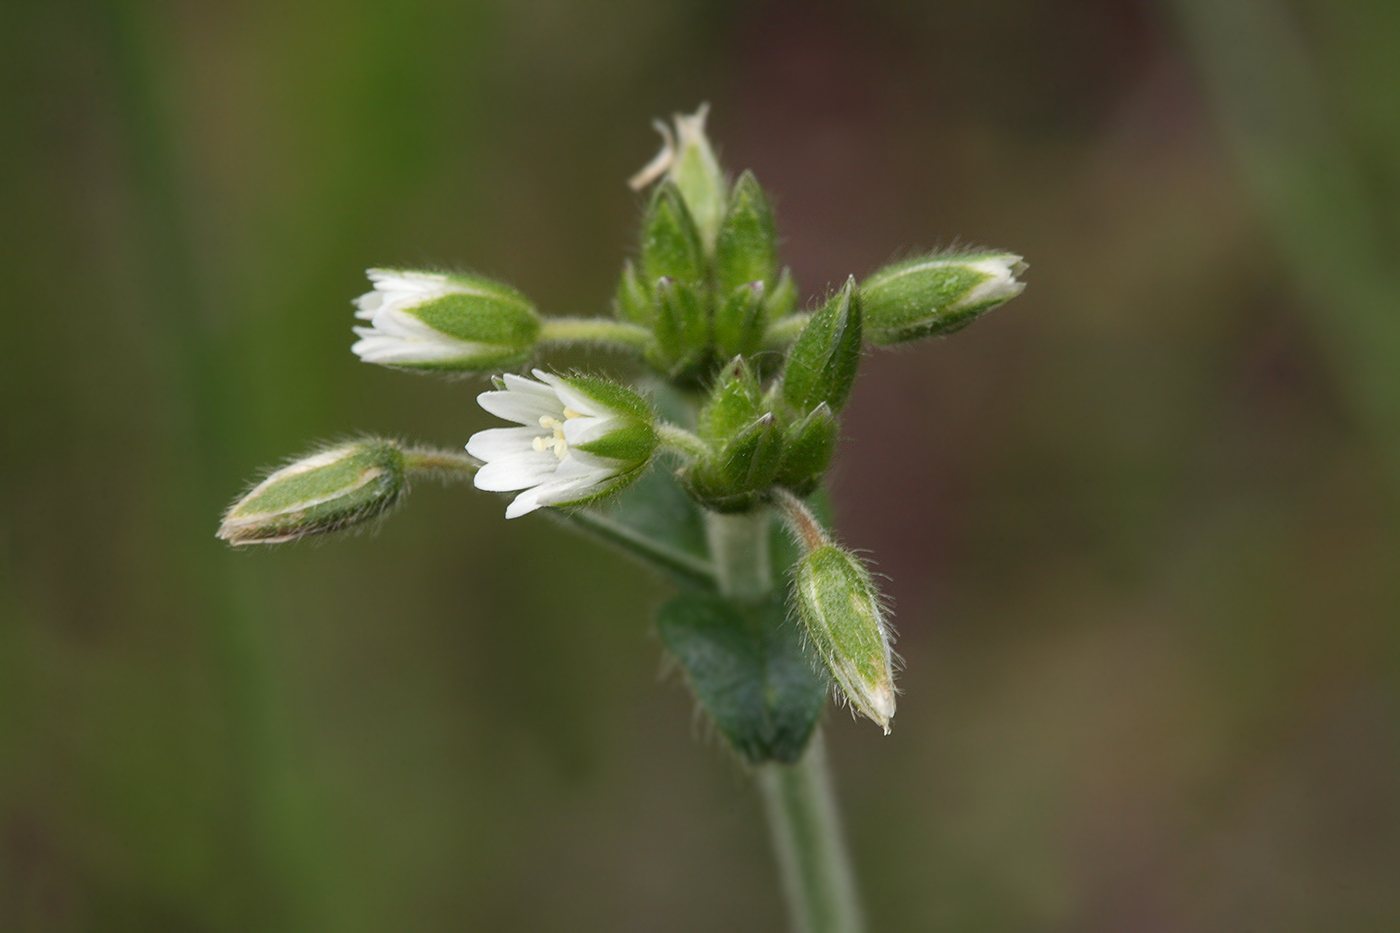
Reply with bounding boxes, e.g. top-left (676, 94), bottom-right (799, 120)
top-left (3, 1), bottom-right (1398, 930)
